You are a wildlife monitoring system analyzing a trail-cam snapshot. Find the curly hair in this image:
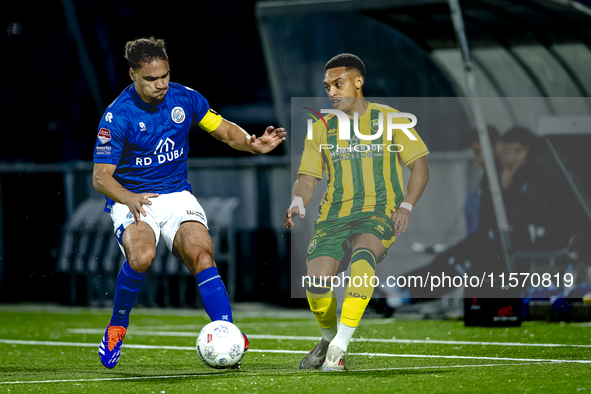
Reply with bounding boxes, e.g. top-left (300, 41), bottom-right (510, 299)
top-left (124, 36), bottom-right (168, 70)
